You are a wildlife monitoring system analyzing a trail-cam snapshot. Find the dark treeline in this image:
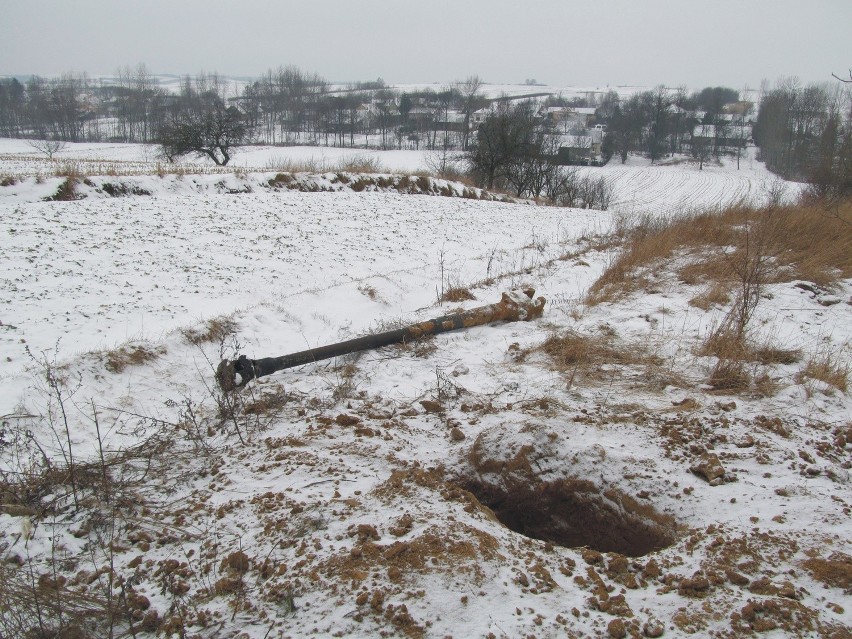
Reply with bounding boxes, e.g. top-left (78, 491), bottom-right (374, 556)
top-left (600, 85), bottom-right (754, 167)
top-left (0, 66), bottom-right (173, 143)
top-left (754, 79), bottom-right (852, 198)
